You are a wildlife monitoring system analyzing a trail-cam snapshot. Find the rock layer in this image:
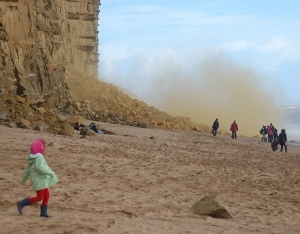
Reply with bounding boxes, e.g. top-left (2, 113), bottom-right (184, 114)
top-left (0, 1), bottom-right (232, 135)
top-left (0, 0), bottom-right (100, 108)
